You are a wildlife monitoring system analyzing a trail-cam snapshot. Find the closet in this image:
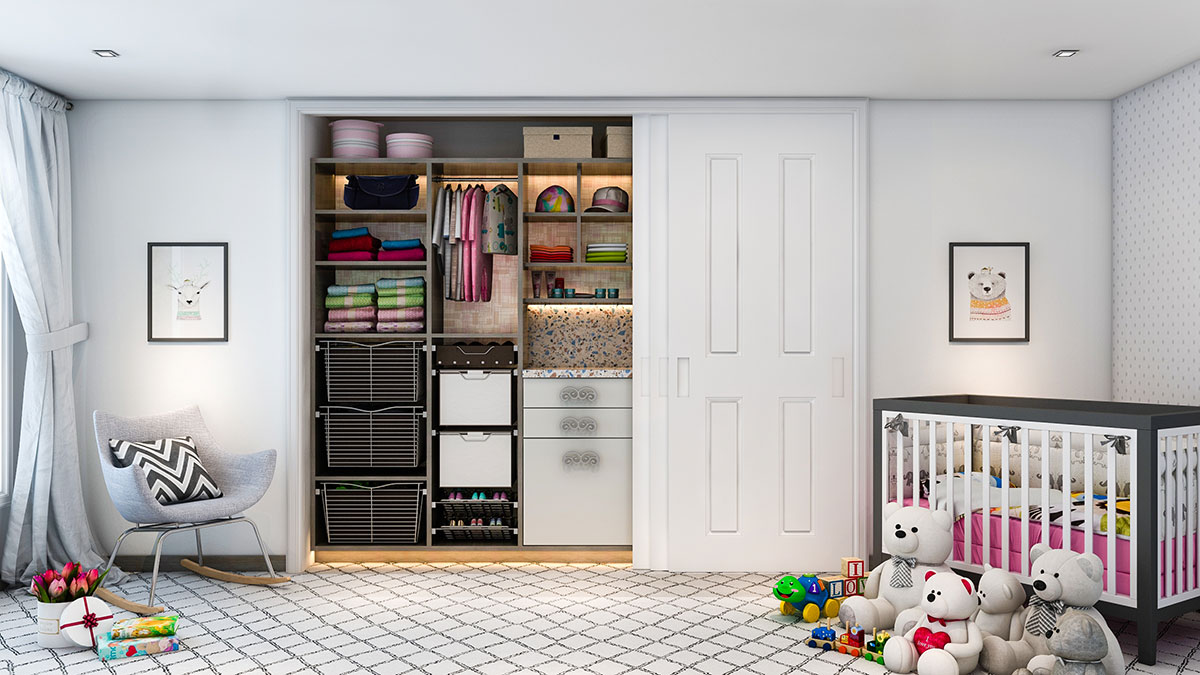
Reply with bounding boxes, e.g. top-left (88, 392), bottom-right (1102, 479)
top-left (306, 117), bottom-right (634, 559)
